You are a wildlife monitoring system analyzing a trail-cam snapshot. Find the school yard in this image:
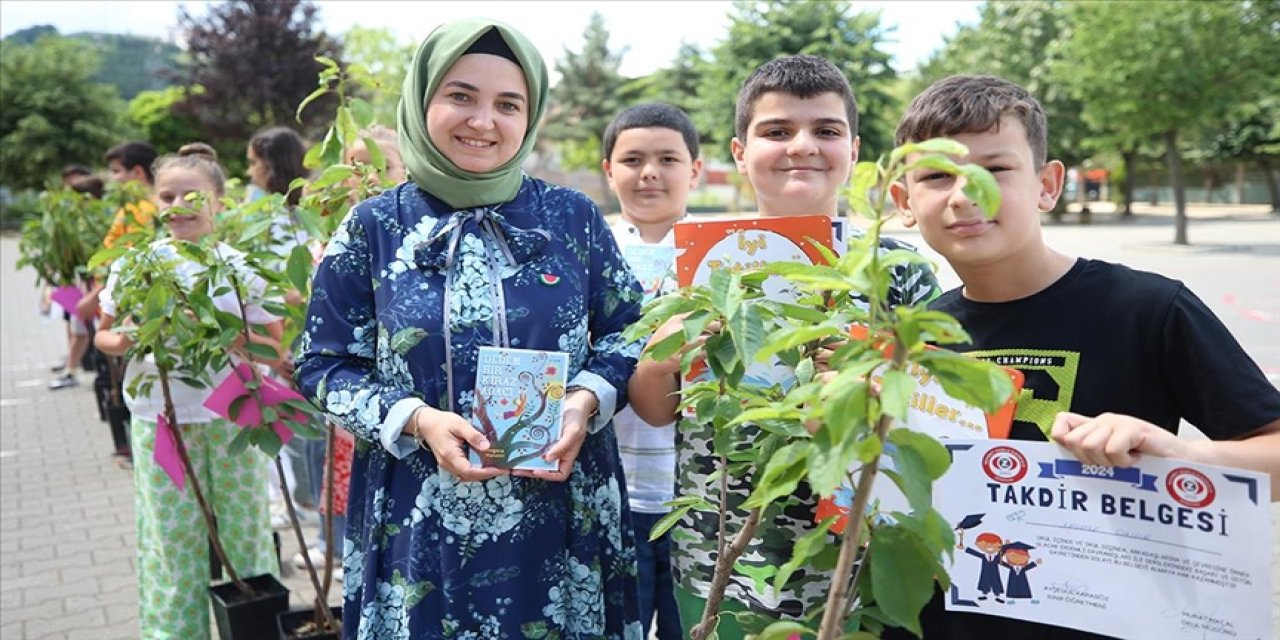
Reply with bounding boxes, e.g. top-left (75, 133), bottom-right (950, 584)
top-left (1, 204), bottom-right (1277, 638)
